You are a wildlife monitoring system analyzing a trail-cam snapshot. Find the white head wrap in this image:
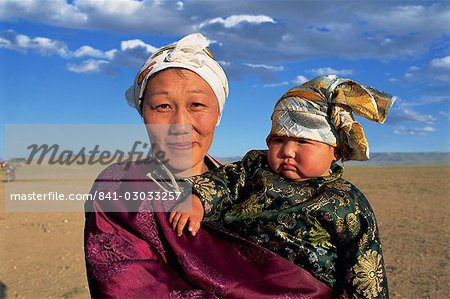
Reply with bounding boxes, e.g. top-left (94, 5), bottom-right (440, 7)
top-left (125, 33), bottom-right (229, 124)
